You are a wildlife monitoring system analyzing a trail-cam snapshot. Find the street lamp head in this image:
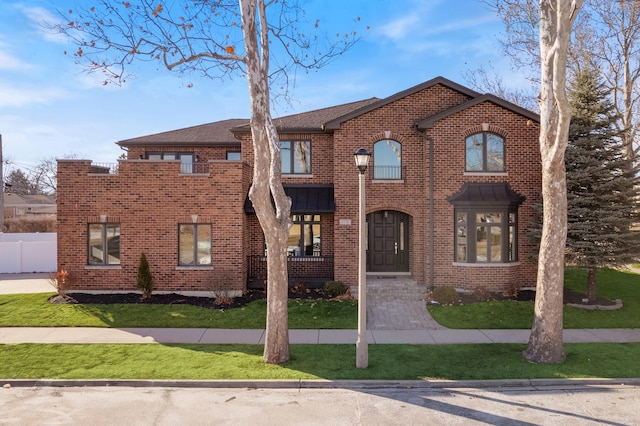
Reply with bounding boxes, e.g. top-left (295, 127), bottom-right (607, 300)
top-left (354, 147), bottom-right (371, 174)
